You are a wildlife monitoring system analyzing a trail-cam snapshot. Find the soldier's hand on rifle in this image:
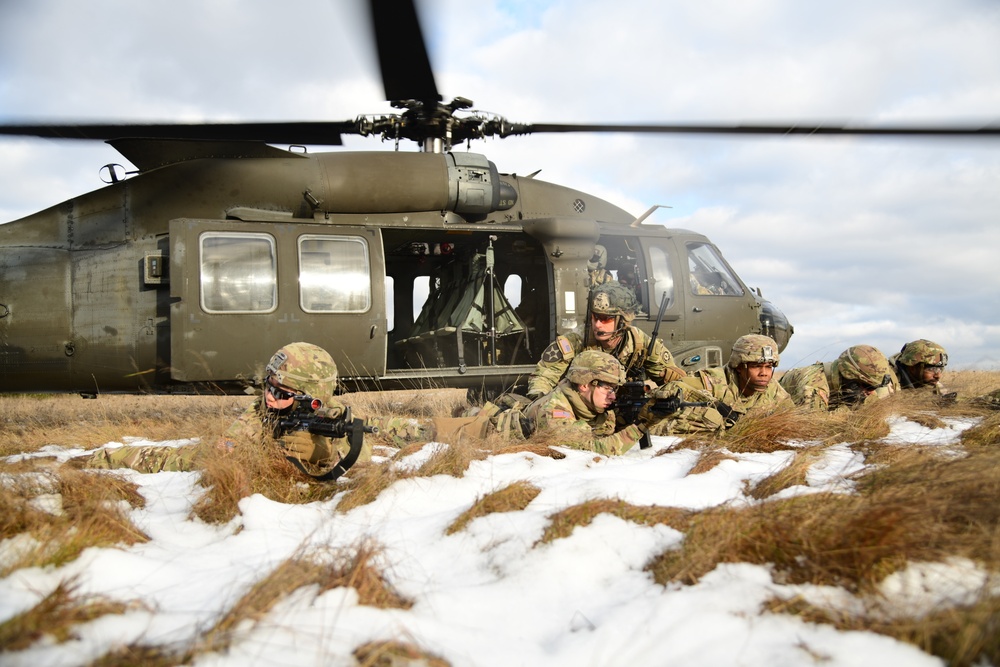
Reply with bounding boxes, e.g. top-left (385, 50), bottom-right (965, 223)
top-left (713, 401), bottom-right (742, 424)
top-left (278, 431), bottom-right (332, 465)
